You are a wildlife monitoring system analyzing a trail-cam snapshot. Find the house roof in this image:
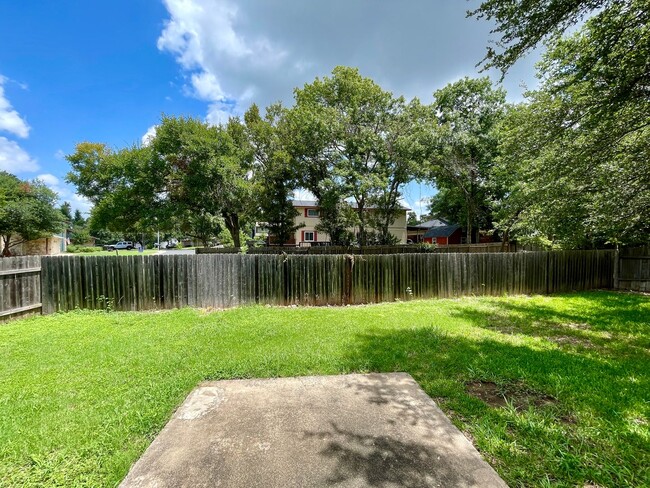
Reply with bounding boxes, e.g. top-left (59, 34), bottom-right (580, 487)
top-left (423, 224), bottom-right (462, 238)
top-left (408, 218), bottom-right (449, 230)
top-left (291, 200), bottom-right (410, 211)
top-left (291, 200), bottom-right (319, 208)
